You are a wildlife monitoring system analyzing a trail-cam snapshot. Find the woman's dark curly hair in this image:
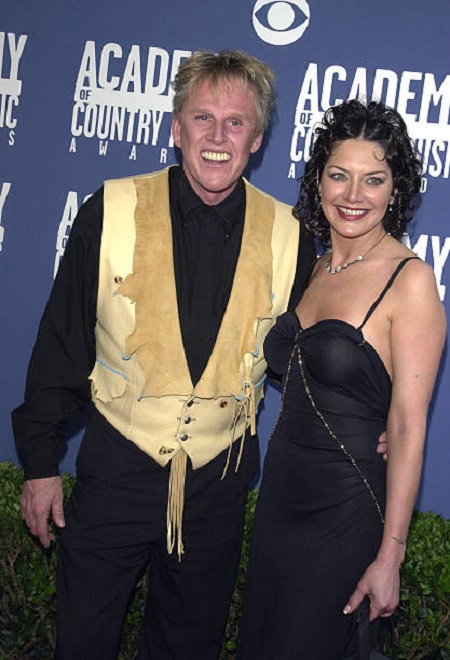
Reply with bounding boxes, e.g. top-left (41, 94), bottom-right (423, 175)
top-left (294, 99), bottom-right (423, 248)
